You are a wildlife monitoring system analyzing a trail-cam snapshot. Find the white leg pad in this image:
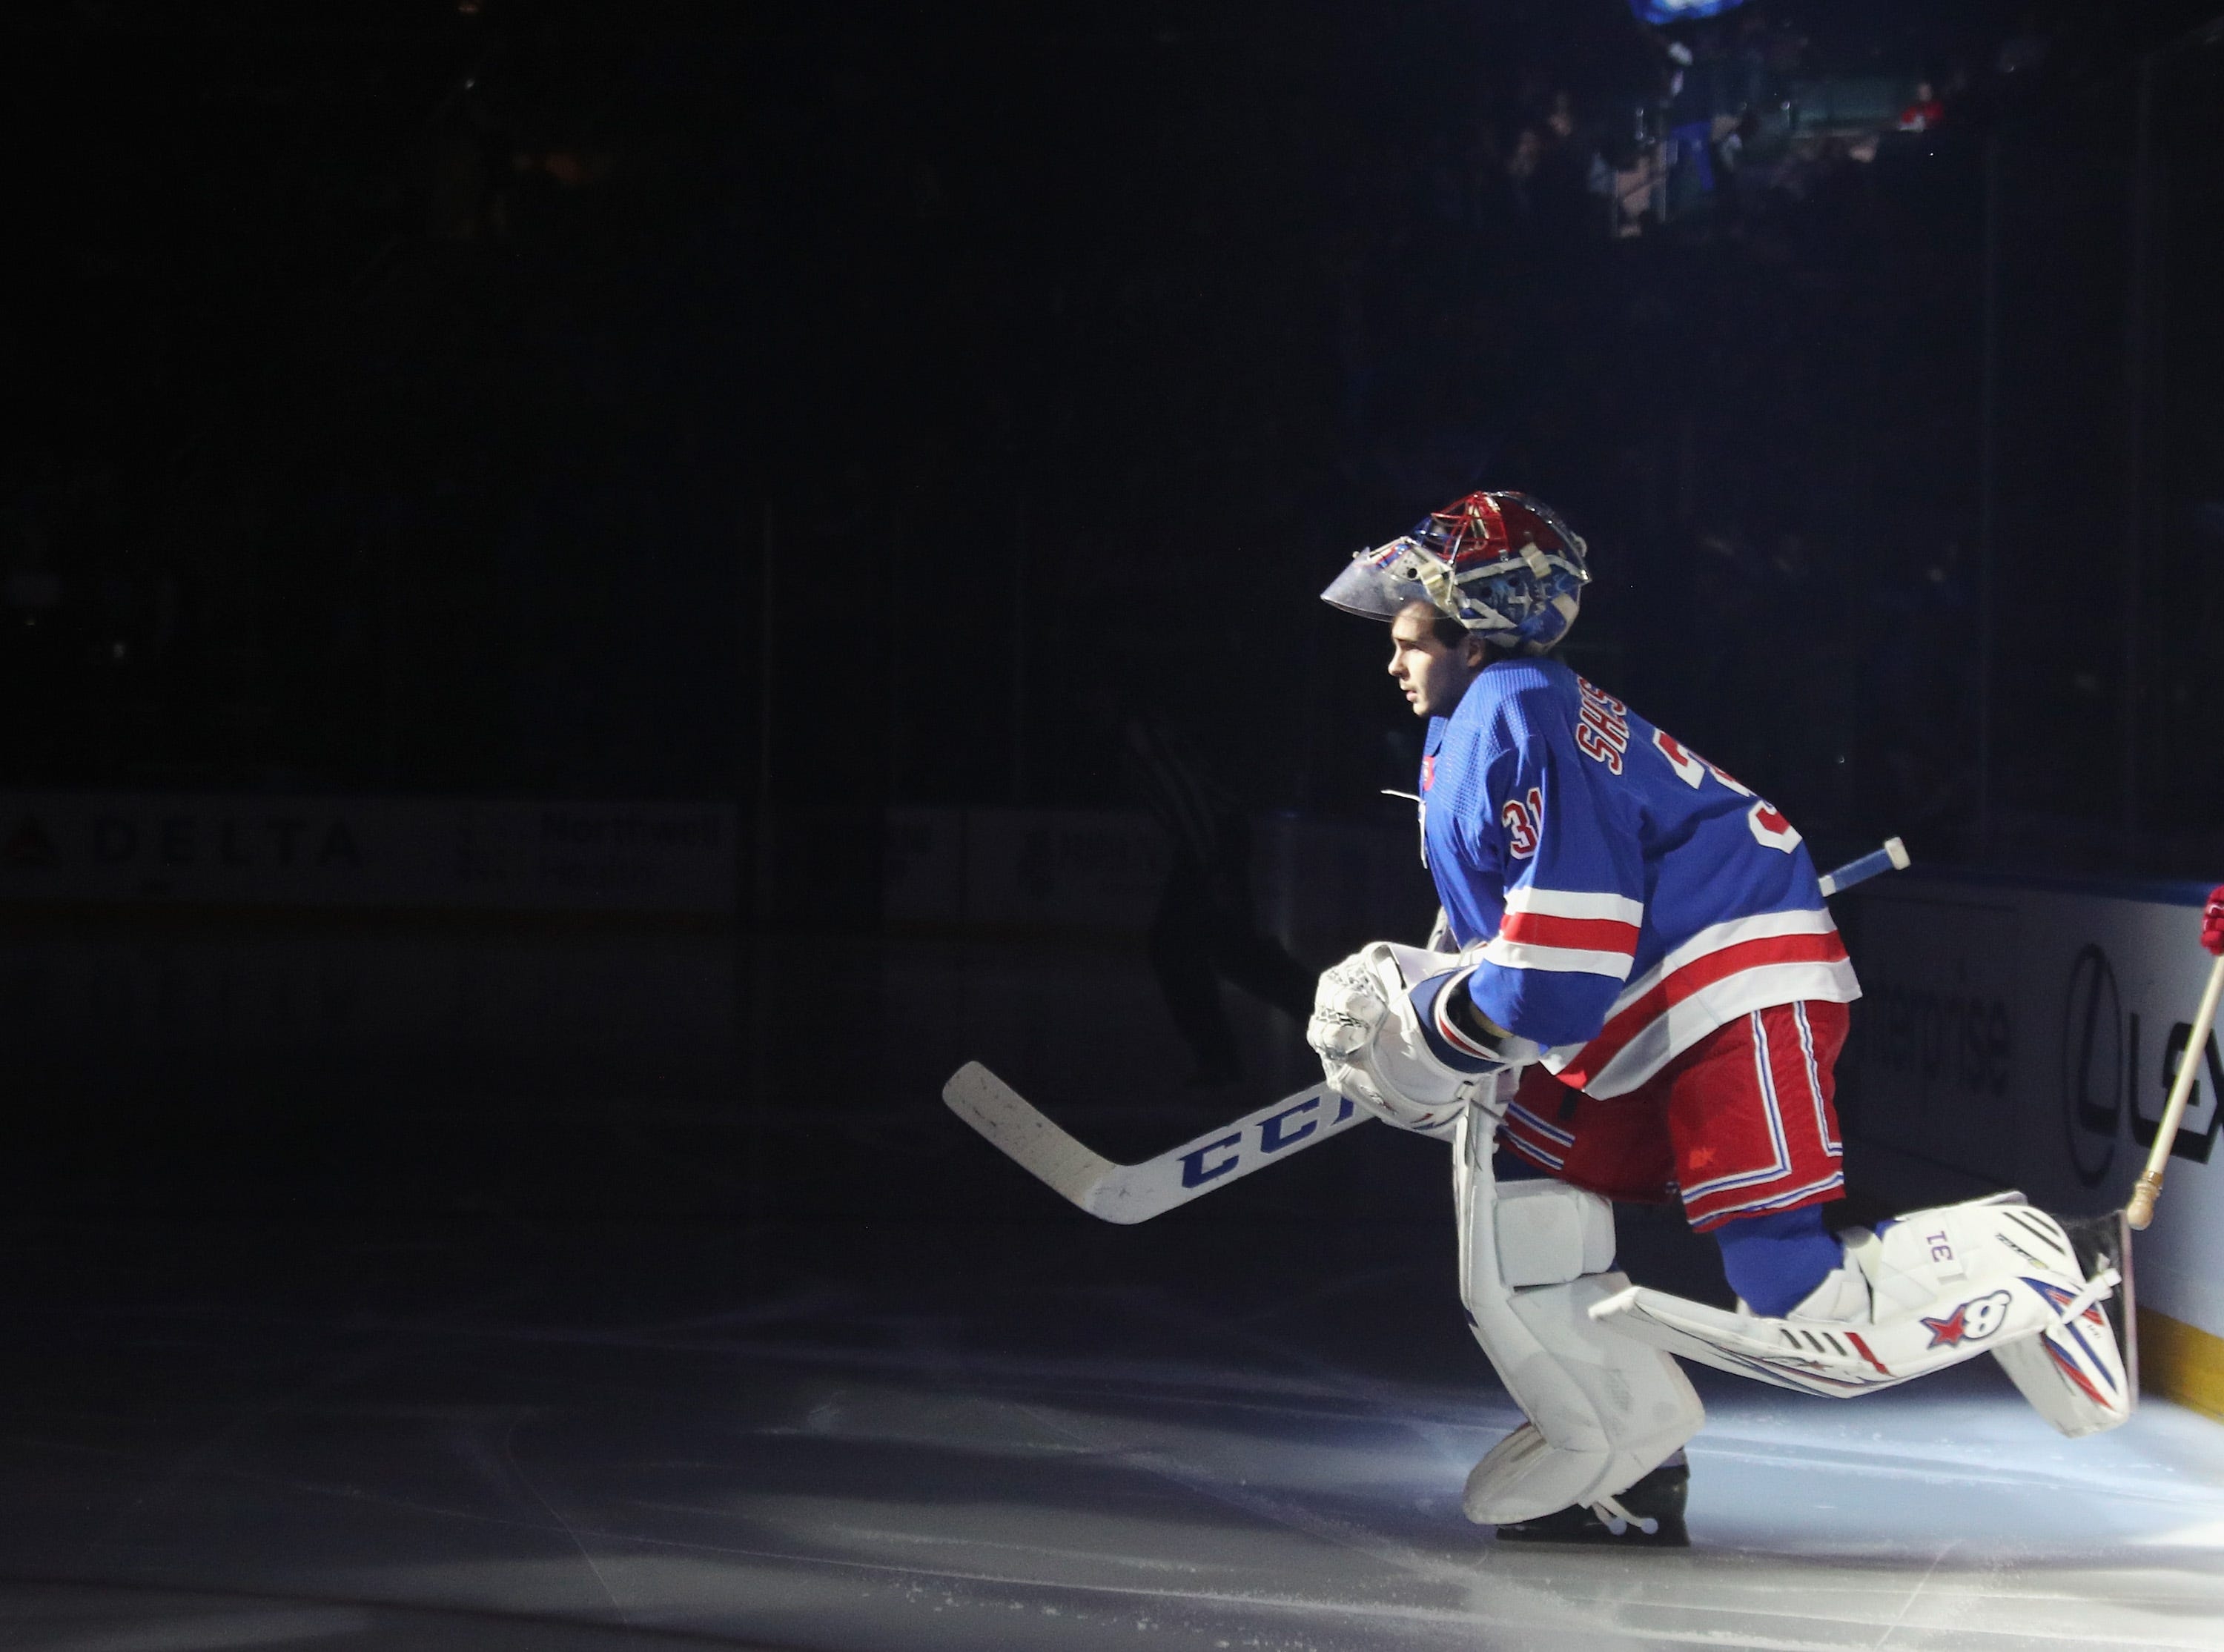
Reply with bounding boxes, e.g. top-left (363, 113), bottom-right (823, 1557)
top-left (1589, 1194), bottom-right (2131, 1433)
top-left (1454, 1105), bottom-right (1704, 1525)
